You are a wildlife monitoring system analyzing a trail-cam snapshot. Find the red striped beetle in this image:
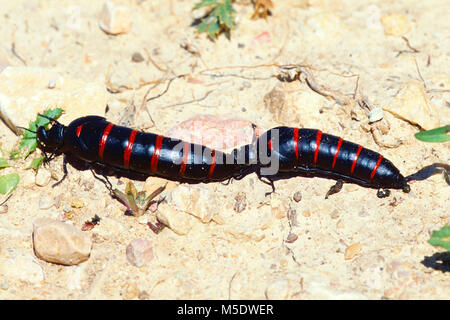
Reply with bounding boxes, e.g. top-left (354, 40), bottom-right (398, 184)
top-left (256, 127), bottom-right (411, 197)
top-left (34, 115), bottom-right (411, 198)
top-left (36, 115), bottom-right (253, 184)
